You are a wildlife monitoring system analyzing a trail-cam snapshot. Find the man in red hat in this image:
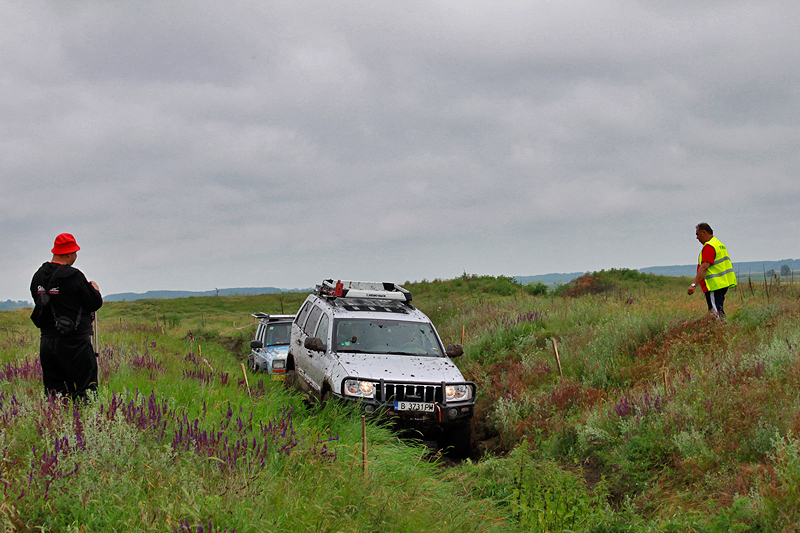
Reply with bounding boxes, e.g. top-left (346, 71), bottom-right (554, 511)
top-left (30, 233), bottom-right (103, 400)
